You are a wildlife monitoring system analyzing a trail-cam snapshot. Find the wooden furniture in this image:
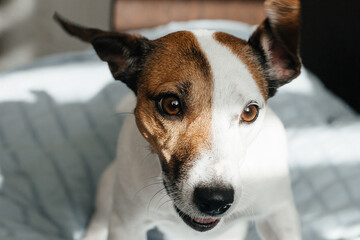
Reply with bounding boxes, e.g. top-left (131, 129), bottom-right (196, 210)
top-left (111, 0), bottom-right (265, 31)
